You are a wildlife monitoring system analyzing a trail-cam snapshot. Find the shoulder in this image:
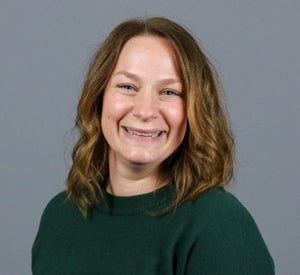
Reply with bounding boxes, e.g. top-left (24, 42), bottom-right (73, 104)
top-left (193, 187), bottom-right (246, 209)
top-left (42, 191), bottom-right (69, 215)
top-left (38, 191), bottom-right (80, 229)
top-left (191, 187), bottom-right (256, 225)
top-left (189, 187), bottom-right (267, 247)
top-left (33, 191), bottom-right (82, 249)
top-left (44, 190), bottom-right (68, 208)
top-left (180, 187), bottom-right (275, 274)
top-left (32, 191), bottom-right (82, 270)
